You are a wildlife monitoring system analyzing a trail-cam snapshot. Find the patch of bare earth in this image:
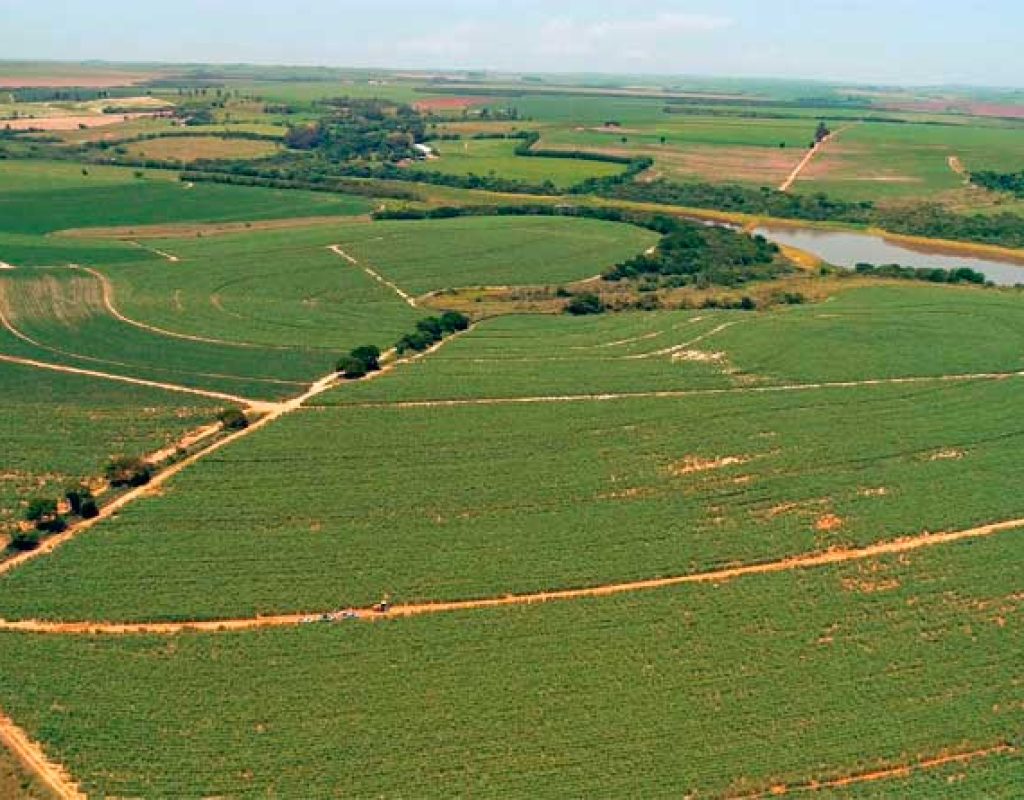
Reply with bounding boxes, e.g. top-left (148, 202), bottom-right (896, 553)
top-left (2, 113), bottom-right (160, 131)
top-left (669, 454), bottom-right (751, 476)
